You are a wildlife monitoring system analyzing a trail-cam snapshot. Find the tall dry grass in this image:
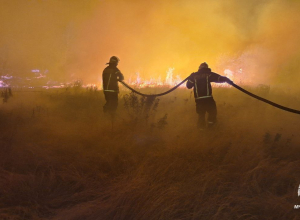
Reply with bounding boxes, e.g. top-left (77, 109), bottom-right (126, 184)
top-left (0, 85), bottom-right (300, 220)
